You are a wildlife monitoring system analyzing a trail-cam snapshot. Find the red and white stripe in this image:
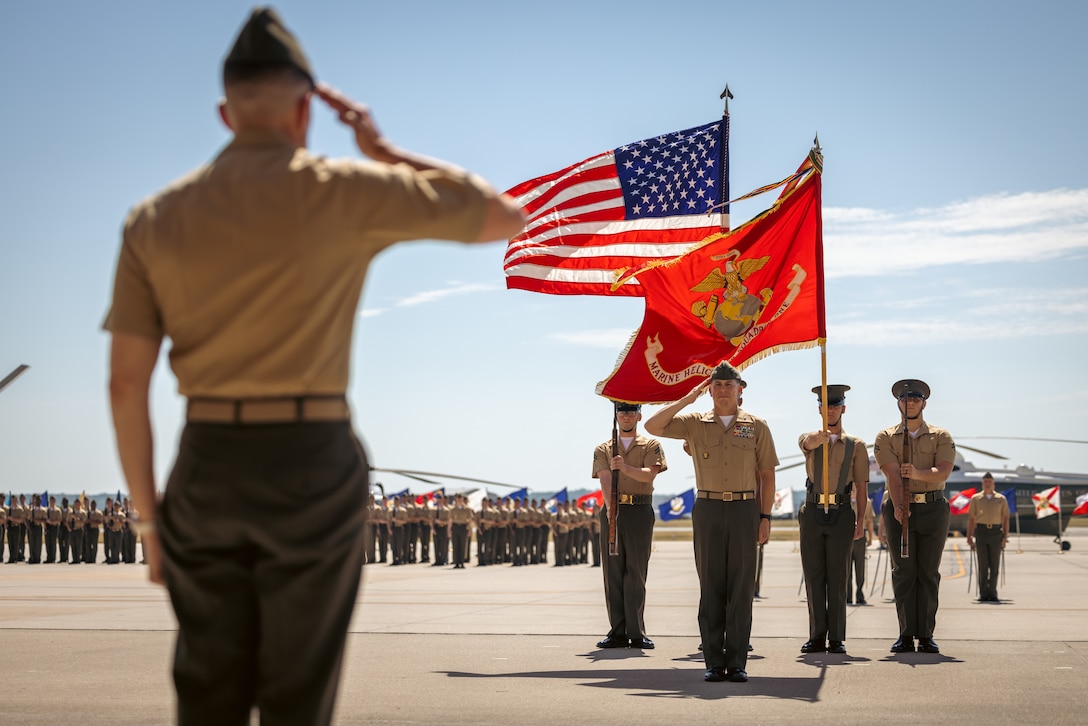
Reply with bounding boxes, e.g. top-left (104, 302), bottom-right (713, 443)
top-left (503, 152), bottom-right (727, 296)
